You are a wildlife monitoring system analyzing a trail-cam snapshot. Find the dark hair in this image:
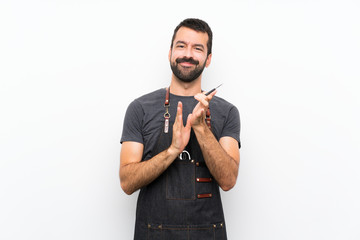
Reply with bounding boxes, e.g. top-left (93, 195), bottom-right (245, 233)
top-left (170, 18), bottom-right (213, 56)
